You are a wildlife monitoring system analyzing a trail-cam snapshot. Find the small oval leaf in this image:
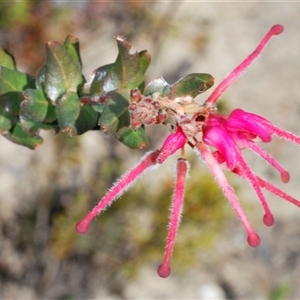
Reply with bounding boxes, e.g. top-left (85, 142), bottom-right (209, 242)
top-left (116, 125), bottom-right (148, 149)
top-left (2, 120), bottom-right (43, 149)
top-left (98, 90), bottom-right (130, 135)
top-left (144, 77), bottom-right (170, 97)
top-left (20, 115), bottom-right (59, 137)
top-left (75, 105), bottom-right (99, 135)
top-left (56, 91), bottom-right (81, 136)
top-left (169, 73), bottom-right (214, 99)
top-left (45, 41), bottom-right (83, 102)
top-left (19, 115), bottom-right (40, 137)
top-left (56, 91), bottom-right (98, 136)
top-left (89, 64), bottom-right (113, 95)
top-left (89, 37), bottom-right (151, 96)
top-left (63, 35), bottom-right (82, 68)
top-left (21, 88), bottom-right (56, 123)
top-left (0, 66), bottom-right (35, 115)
